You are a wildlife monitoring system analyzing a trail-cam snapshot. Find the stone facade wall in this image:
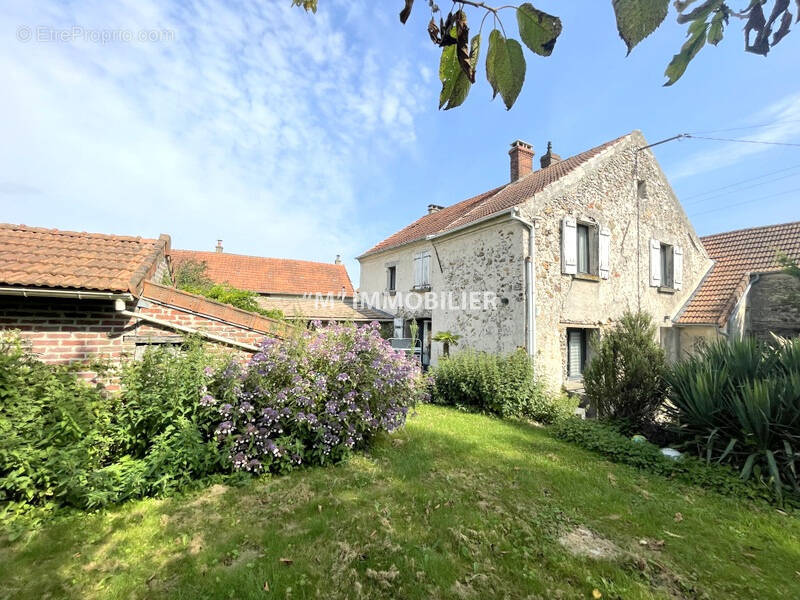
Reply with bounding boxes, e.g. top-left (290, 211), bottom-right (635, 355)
top-left (514, 132), bottom-right (712, 387)
top-left (358, 218), bottom-right (526, 363)
top-left (0, 294), bottom-right (267, 390)
top-left (747, 272), bottom-right (800, 340)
